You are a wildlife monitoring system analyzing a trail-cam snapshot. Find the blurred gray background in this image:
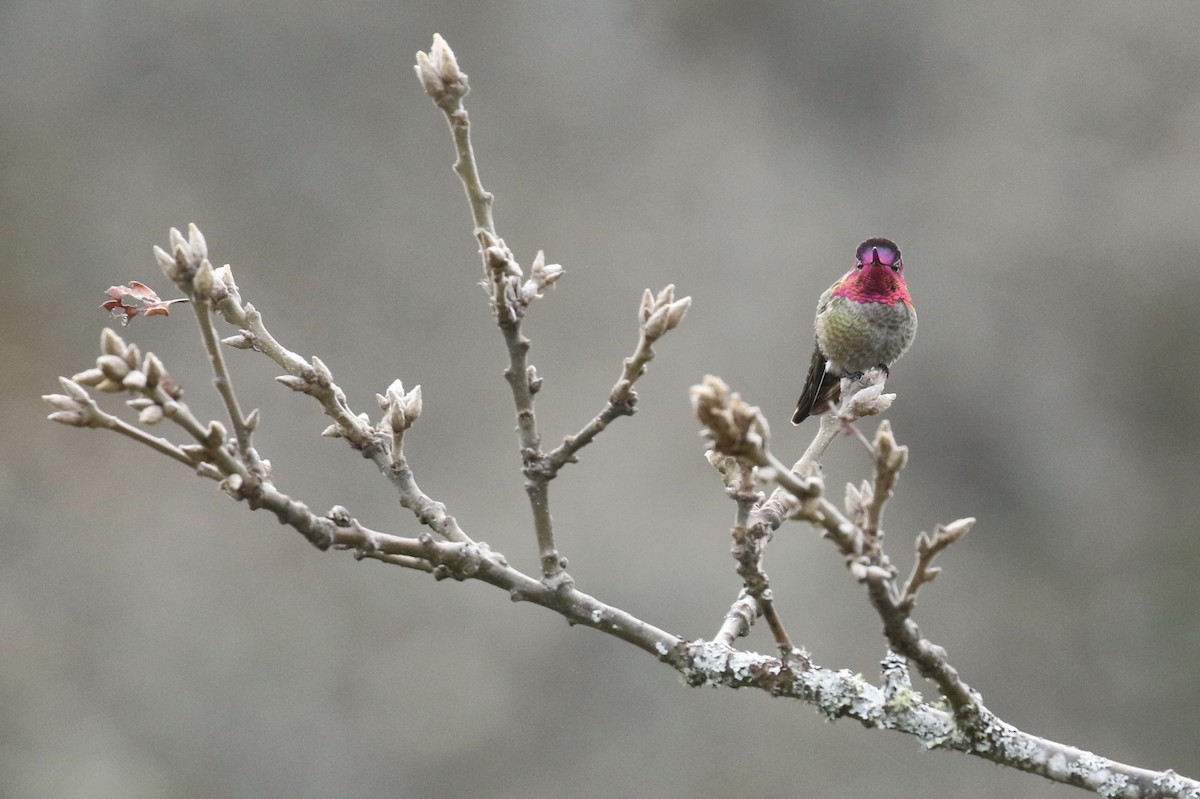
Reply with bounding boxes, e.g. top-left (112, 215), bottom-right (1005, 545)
top-left (4, 1), bottom-right (1199, 797)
